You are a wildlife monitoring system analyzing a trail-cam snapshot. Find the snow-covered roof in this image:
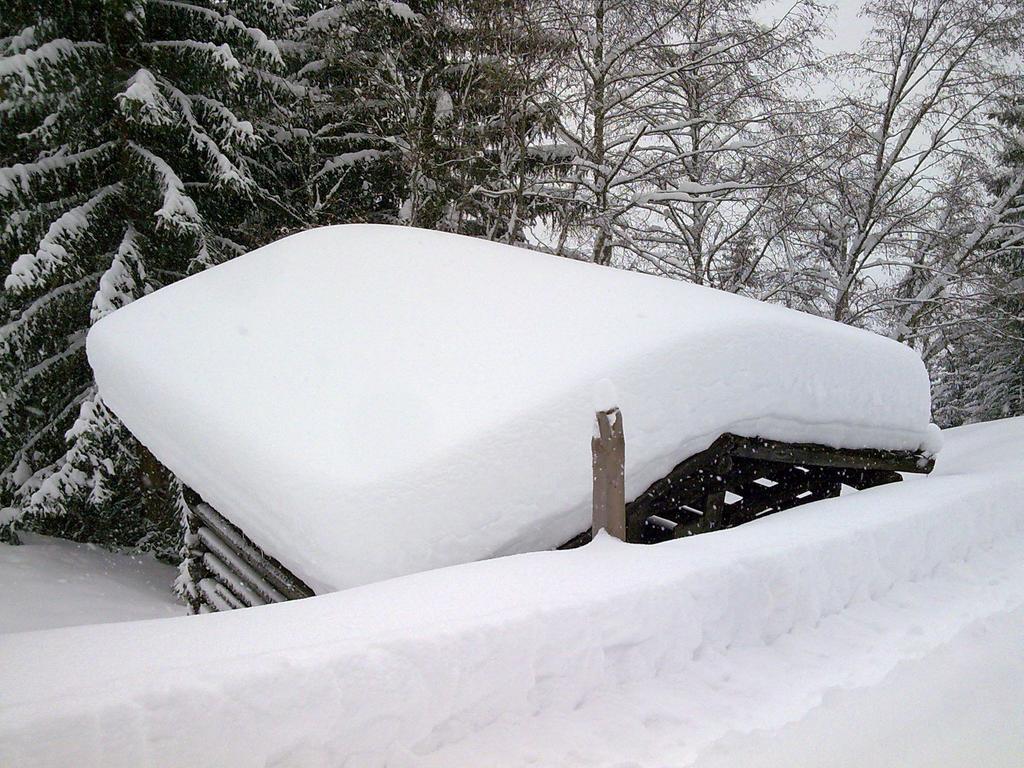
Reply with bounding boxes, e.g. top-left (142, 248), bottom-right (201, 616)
top-left (87, 225), bottom-right (938, 592)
